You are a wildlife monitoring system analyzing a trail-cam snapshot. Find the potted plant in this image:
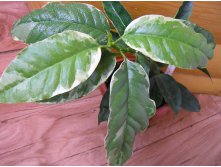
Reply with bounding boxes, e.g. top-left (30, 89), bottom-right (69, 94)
top-left (0, 1), bottom-right (215, 165)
